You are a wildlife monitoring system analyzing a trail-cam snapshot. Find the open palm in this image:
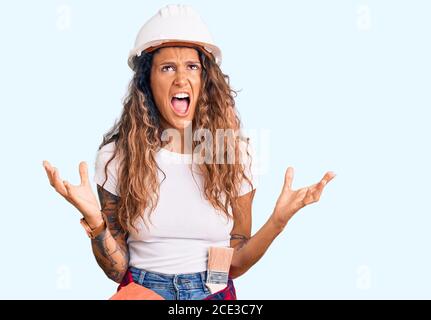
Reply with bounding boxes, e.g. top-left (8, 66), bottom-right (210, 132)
top-left (273, 167), bottom-right (336, 227)
top-left (43, 160), bottom-right (100, 219)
